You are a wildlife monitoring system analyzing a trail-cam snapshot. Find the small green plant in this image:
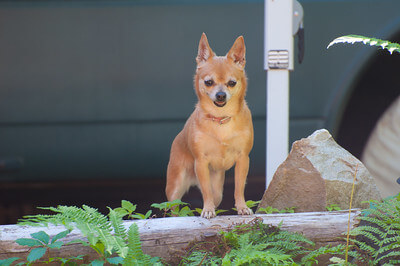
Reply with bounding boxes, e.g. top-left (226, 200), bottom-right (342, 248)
top-left (151, 199), bottom-right (195, 217)
top-left (0, 258), bottom-right (21, 266)
top-left (181, 251), bottom-right (222, 266)
top-left (327, 34), bottom-right (400, 54)
top-left (346, 195), bottom-right (400, 265)
top-left (181, 218), bottom-right (324, 265)
top-left (257, 206), bottom-right (296, 214)
top-left (0, 230), bottom-right (83, 266)
top-left (16, 230), bottom-right (83, 265)
top-left (114, 200), bottom-right (152, 220)
top-left (319, 194), bottom-right (400, 265)
top-left (18, 204), bottom-right (161, 265)
top-left (221, 232), bottom-right (294, 265)
top-left (326, 204), bottom-right (341, 212)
